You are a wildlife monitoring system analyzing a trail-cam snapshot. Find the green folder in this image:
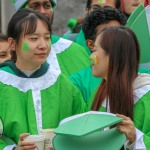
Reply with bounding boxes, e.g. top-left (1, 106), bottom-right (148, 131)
top-left (126, 4), bottom-right (150, 63)
top-left (54, 113), bottom-right (123, 137)
top-left (0, 118), bottom-right (3, 138)
top-left (53, 112), bottom-right (126, 150)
